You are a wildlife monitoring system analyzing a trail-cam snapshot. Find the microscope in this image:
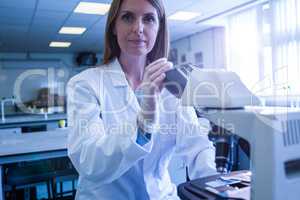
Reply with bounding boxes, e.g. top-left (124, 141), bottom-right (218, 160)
top-left (164, 64), bottom-right (300, 200)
